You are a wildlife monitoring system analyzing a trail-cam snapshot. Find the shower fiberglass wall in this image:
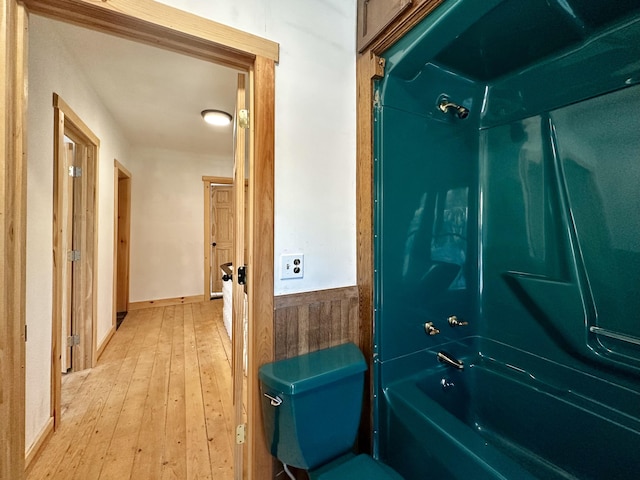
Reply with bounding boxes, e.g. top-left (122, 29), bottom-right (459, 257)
top-left (373, 1), bottom-right (640, 479)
